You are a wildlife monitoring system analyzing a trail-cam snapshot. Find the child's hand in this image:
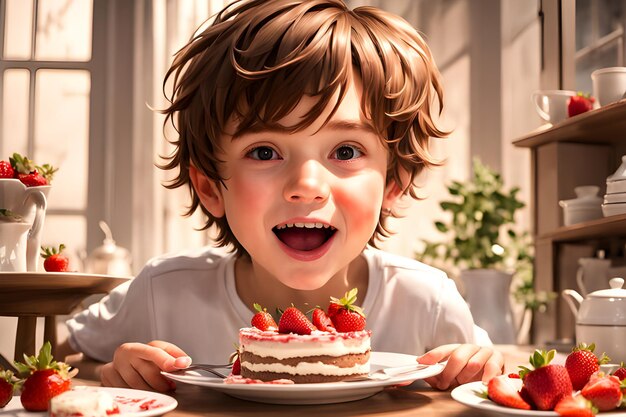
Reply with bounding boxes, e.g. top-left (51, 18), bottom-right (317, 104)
top-left (101, 340), bottom-right (191, 392)
top-left (417, 343), bottom-right (504, 390)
